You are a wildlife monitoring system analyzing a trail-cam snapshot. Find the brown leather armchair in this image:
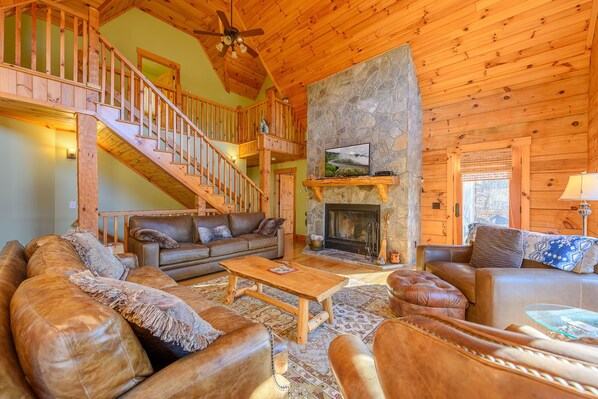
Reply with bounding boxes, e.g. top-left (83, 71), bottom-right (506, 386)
top-left (329, 315), bottom-right (598, 399)
top-left (417, 244), bottom-right (598, 328)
